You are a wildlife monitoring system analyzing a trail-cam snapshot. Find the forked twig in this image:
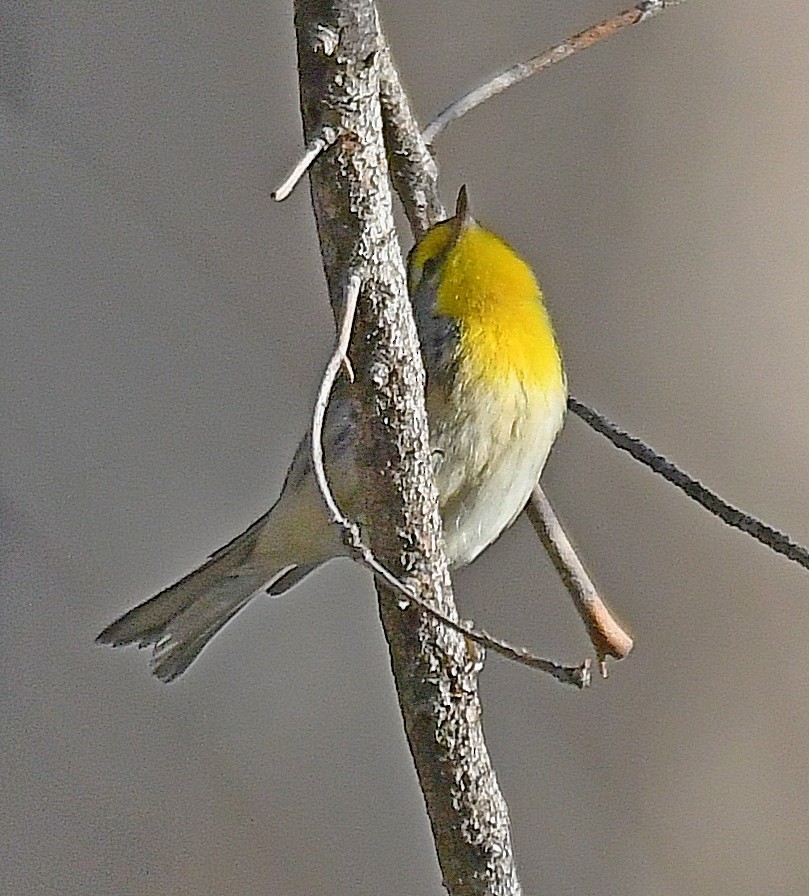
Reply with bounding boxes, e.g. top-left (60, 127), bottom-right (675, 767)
top-left (423, 0), bottom-right (689, 145)
top-left (310, 275), bottom-right (591, 688)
